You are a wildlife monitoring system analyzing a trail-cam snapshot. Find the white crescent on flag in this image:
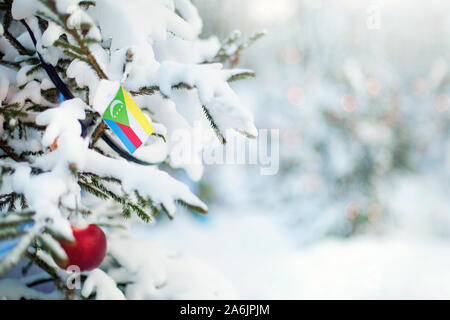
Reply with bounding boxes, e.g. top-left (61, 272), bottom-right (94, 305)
top-left (110, 99), bottom-right (123, 119)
